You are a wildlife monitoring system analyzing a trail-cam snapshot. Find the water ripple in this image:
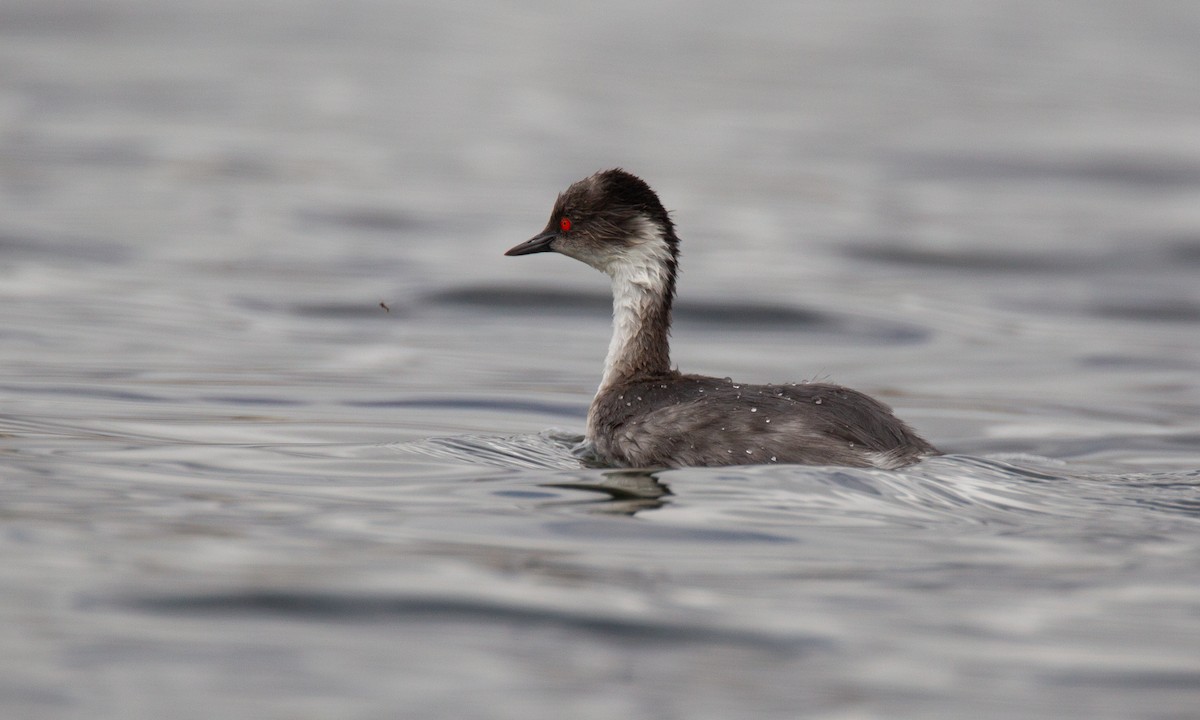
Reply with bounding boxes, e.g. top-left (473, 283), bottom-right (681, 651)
top-left (125, 591), bottom-right (823, 655)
